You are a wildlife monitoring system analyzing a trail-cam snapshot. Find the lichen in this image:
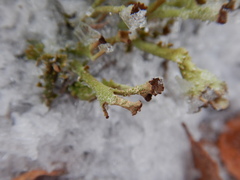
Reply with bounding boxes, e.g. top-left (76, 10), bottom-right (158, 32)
top-left (25, 0), bottom-right (236, 117)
